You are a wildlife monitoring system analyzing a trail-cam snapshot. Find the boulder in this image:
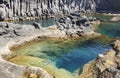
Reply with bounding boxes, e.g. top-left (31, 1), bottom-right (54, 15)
top-left (111, 40), bottom-right (120, 52)
top-left (66, 29), bottom-right (76, 37)
top-left (108, 67), bottom-right (118, 73)
top-left (0, 28), bottom-right (8, 36)
top-left (32, 22), bottom-right (42, 29)
top-left (111, 16), bottom-right (120, 21)
top-left (56, 23), bottom-right (64, 30)
top-left (0, 23), bottom-right (10, 36)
